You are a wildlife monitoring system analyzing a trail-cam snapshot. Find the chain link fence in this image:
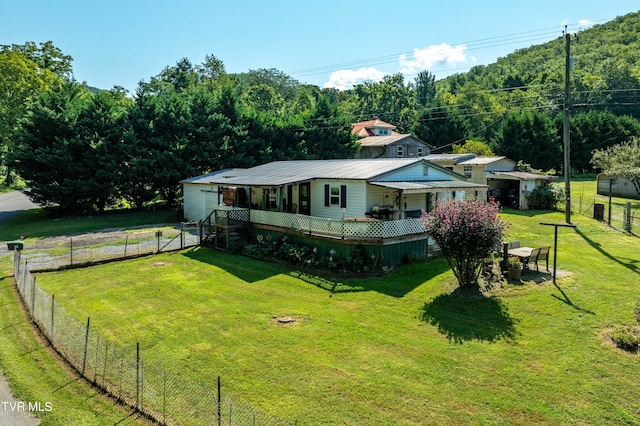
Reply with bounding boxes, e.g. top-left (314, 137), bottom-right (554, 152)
top-left (12, 240), bottom-right (292, 426)
top-left (573, 196), bottom-right (639, 235)
top-left (15, 223), bottom-right (200, 270)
